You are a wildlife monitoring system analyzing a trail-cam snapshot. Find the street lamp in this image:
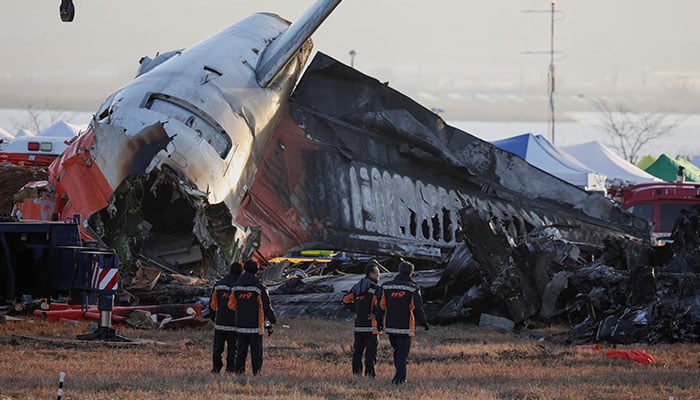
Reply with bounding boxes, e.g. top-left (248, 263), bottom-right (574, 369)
top-left (349, 49), bottom-right (356, 68)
